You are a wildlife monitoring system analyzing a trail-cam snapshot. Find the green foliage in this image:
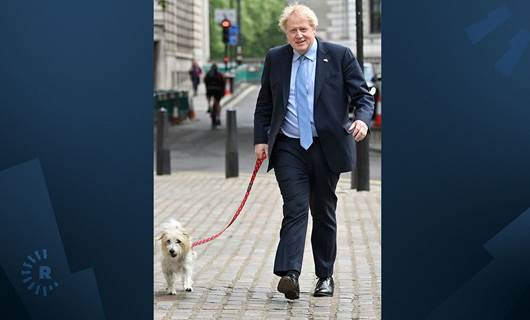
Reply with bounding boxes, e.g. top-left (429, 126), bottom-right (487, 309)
top-left (210, 0), bottom-right (287, 59)
top-left (157, 0), bottom-right (167, 10)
